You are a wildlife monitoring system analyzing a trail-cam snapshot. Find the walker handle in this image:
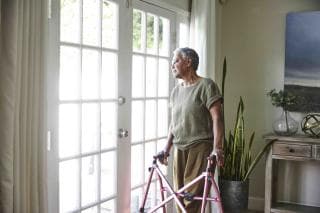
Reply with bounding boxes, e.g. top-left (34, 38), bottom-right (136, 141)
top-left (154, 151), bottom-right (169, 165)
